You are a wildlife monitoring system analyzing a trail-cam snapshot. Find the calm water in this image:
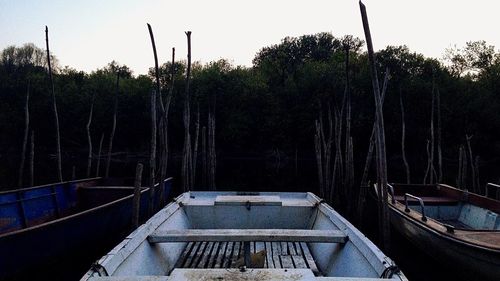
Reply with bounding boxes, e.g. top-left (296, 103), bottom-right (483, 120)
top-left (3, 154), bottom-right (482, 280)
